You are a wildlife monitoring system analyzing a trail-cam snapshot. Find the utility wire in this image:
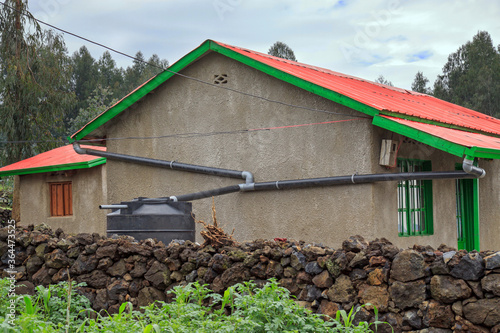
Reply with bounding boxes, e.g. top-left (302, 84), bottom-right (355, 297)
top-left (0, 118), bottom-right (367, 144)
top-left (0, 0), bottom-right (369, 119)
